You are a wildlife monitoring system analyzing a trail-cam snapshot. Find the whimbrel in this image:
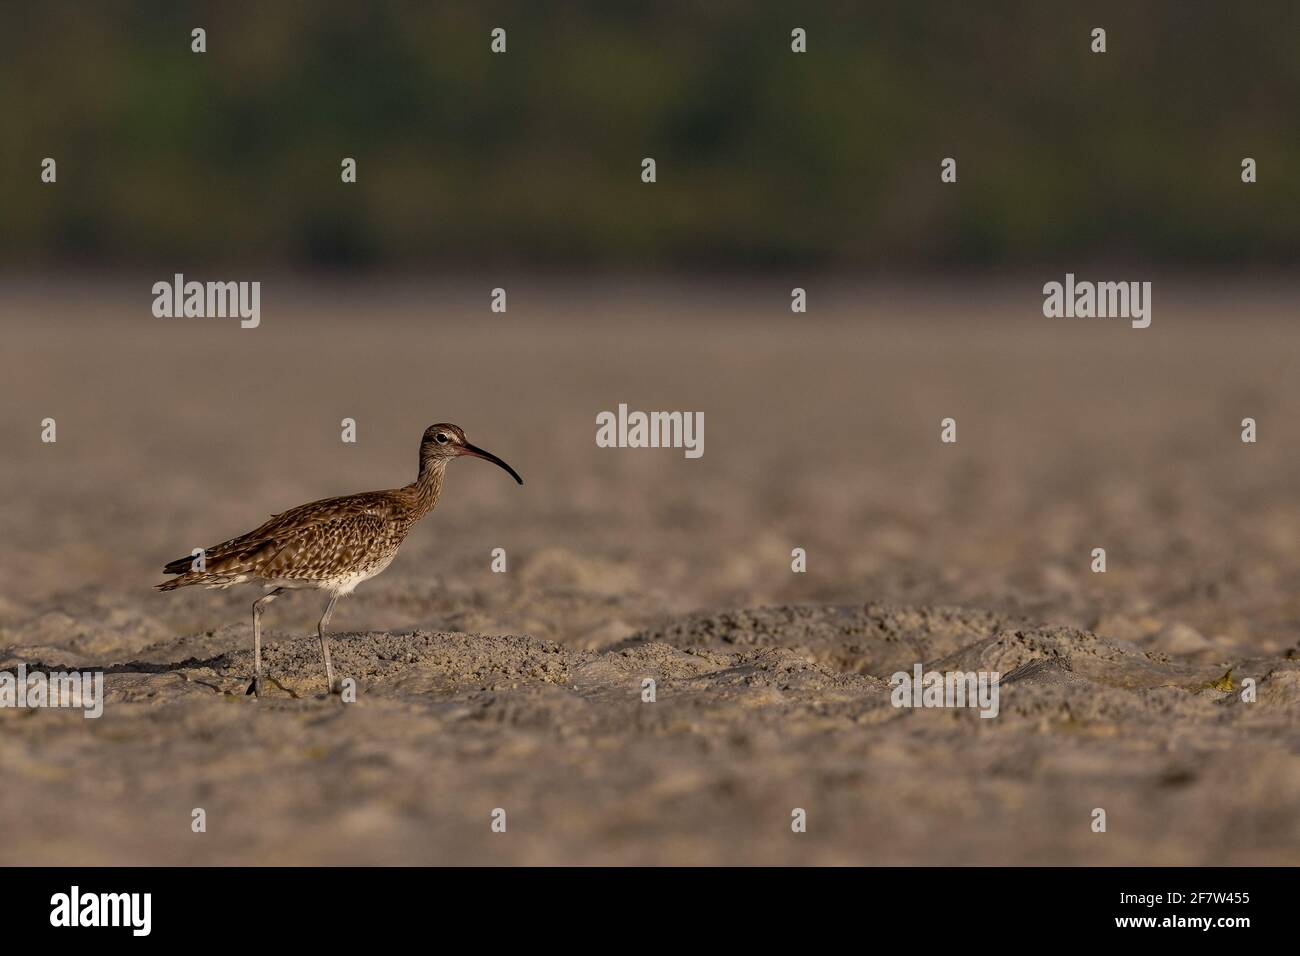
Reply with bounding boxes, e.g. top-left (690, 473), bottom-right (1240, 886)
top-left (157, 424), bottom-right (522, 697)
